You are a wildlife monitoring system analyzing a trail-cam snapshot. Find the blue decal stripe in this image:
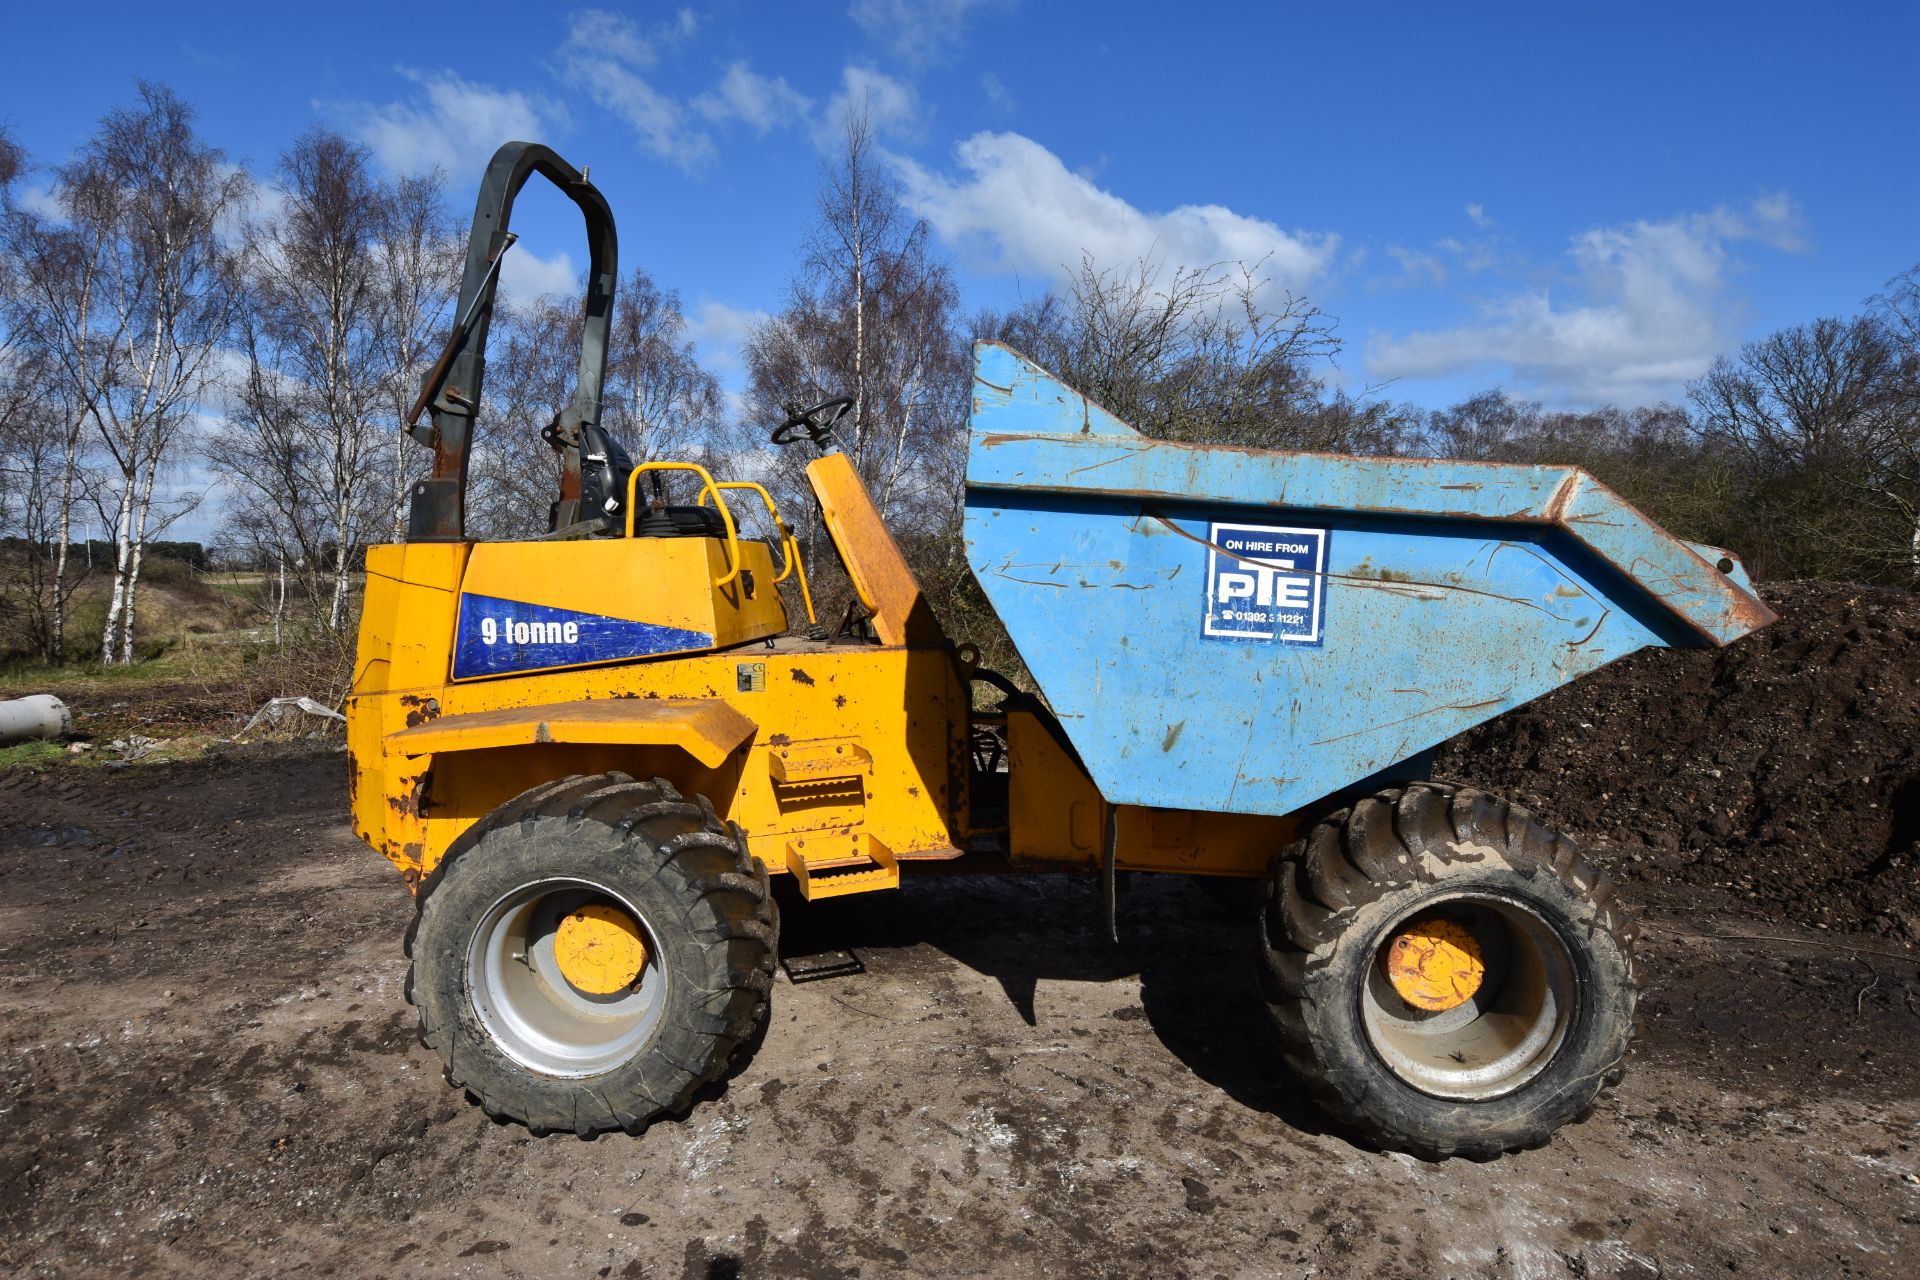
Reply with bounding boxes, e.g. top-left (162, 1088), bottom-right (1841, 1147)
top-left (452, 593), bottom-right (713, 680)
